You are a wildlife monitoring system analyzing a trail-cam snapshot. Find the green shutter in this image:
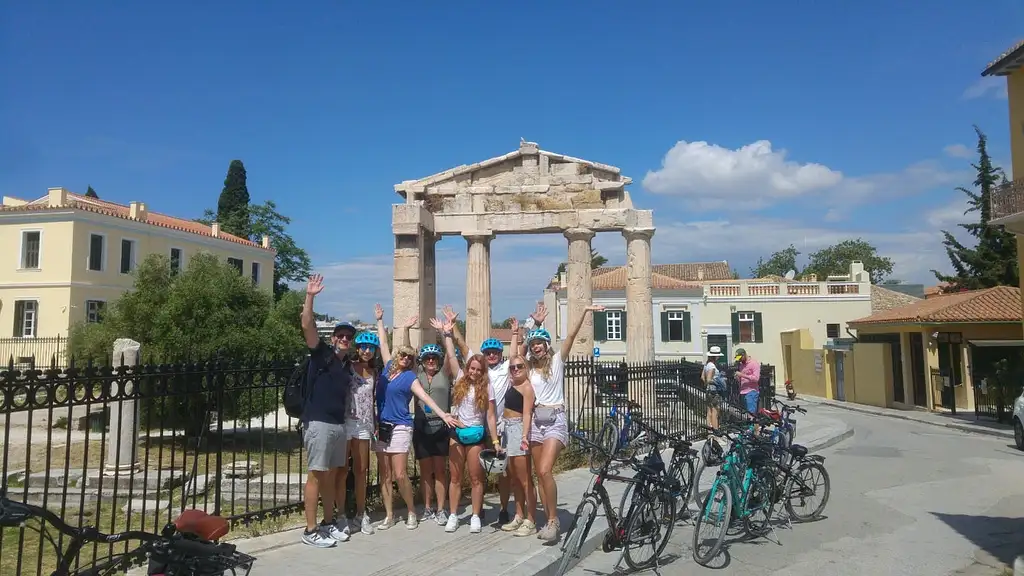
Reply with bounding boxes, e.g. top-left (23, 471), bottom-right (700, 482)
top-left (620, 311), bottom-right (628, 341)
top-left (683, 312), bottom-right (692, 342)
top-left (731, 312), bottom-right (740, 343)
top-left (754, 312), bottom-right (764, 343)
top-left (593, 311), bottom-right (607, 342)
top-left (13, 301), bottom-right (24, 336)
top-left (660, 312), bottom-right (669, 341)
